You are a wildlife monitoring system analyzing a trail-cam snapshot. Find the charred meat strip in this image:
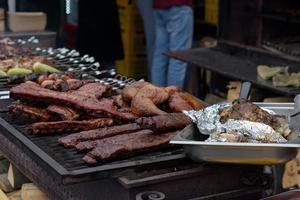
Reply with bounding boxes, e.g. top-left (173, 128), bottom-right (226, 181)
top-left (76, 129), bottom-right (153, 152)
top-left (82, 131), bottom-right (177, 164)
top-left (136, 113), bottom-right (192, 132)
top-left (58, 123), bottom-right (142, 148)
top-left (28, 118), bottom-right (114, 135)
top-left (47, 105), bottom-right (80, 120)
top-left (10, 82), bottom-right (136, 120)
top-left (8, 102), bottom-right (53, 122)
